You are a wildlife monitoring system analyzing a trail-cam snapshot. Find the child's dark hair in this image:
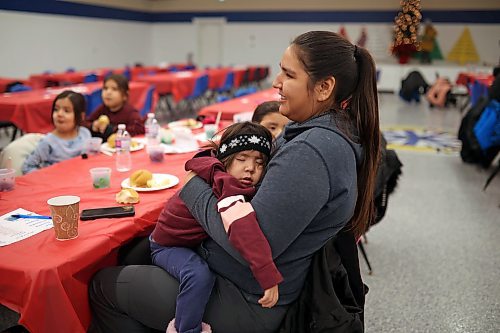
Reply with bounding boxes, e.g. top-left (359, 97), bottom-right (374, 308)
top-left (104, 74), bottom-right (129, 96)
top-left (51, 90), bottom-right (86, 127)
top-left (207, 122), bottom-right (273, 168)
top-left (251, 101), bottom-right (280, 123)
top-left (291, 31), bottom-right (381, 238)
